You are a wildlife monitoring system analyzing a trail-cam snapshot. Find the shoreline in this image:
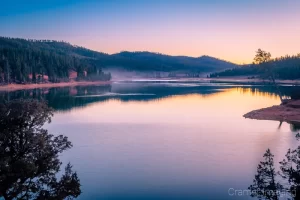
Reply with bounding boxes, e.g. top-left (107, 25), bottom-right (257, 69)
top-left (0, 81), bottom-right (111, 92)
top-left (207, 77), bottom-right (300, 85)
top-left (0, 76), bottom-right (299, 92)
top-left (244, 100), bottom-right (300, 123)
top-left (120, 77), bottom-right (300, 85)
